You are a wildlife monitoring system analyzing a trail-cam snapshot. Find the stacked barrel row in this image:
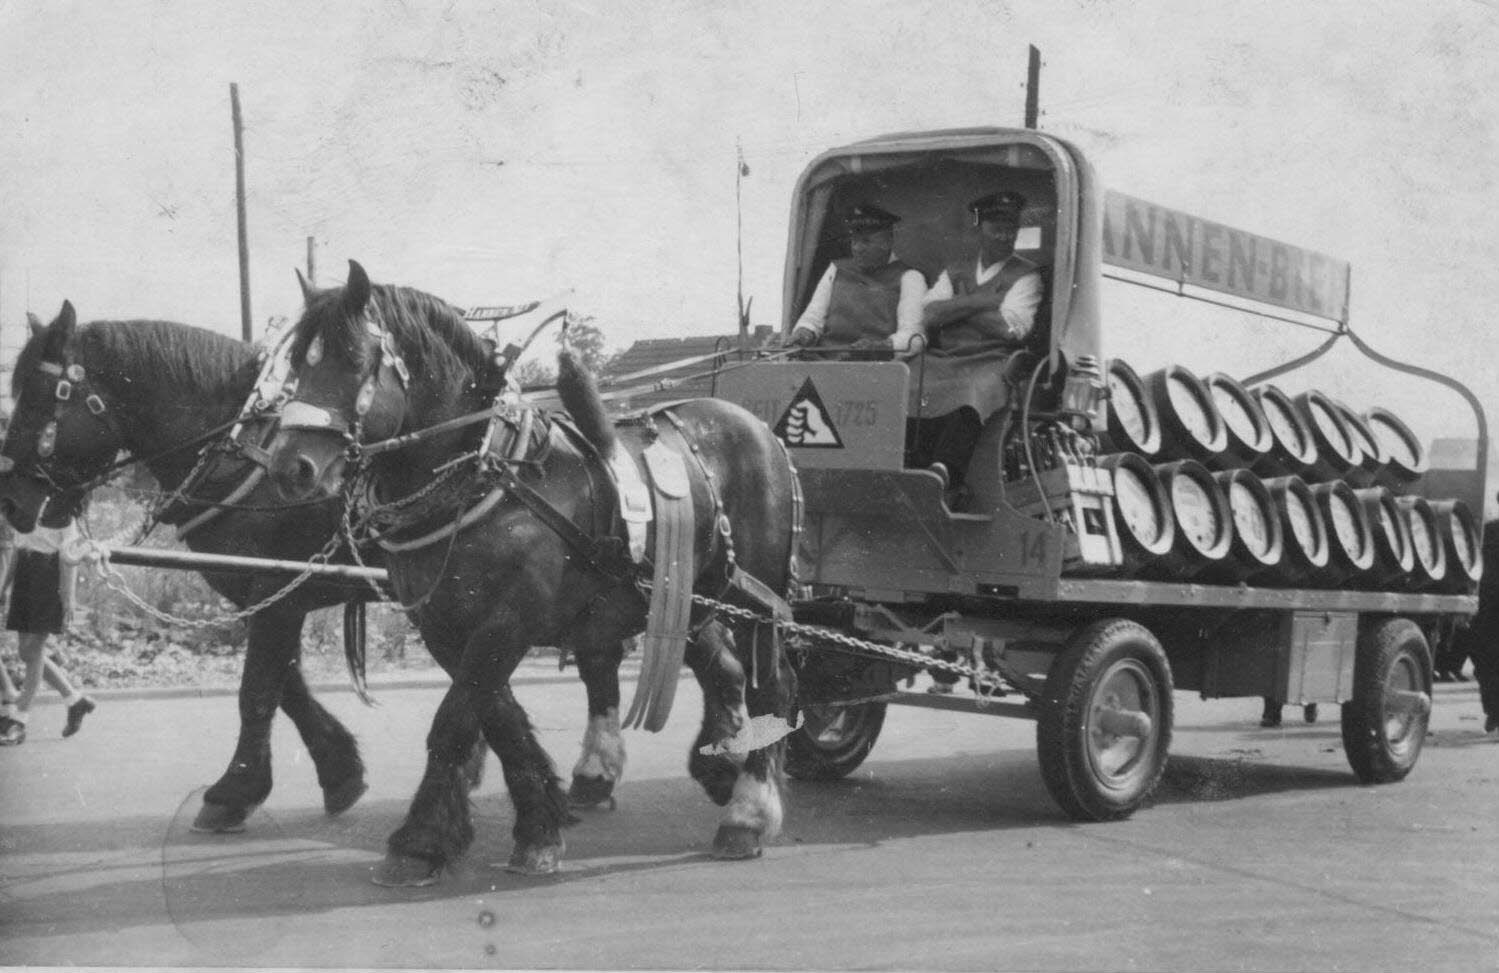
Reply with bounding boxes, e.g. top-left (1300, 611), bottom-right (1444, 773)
top-left (1094, 359), bottom-right (1482, 594)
